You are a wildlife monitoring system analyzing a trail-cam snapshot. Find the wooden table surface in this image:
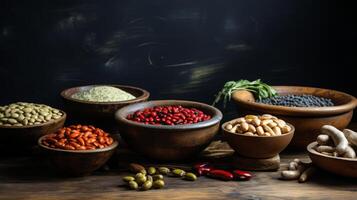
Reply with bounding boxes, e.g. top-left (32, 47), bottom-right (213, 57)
top-left (1, 148), bottom-right (356, 200)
